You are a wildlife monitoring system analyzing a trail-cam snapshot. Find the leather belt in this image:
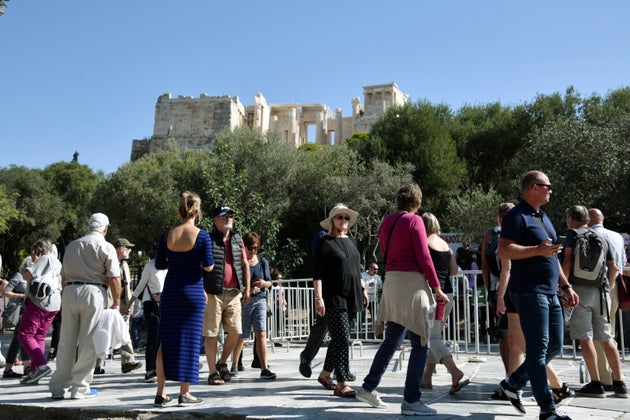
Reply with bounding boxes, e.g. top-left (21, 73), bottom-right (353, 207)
top-left (66, 281), bottom-right (109, 290)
